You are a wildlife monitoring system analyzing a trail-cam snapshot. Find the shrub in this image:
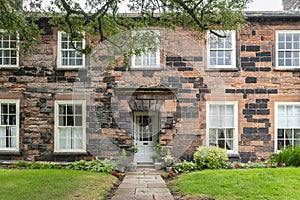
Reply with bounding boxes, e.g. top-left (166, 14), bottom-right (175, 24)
top-left (12, 161), bottom-right (63, 169)
top-left (67, 158), bottom-right (117, 173)
top-left (174, 160), bottom-right (196, 173)
top-left (193, 146), bottom-right (228, 170)
top-left (274, 146), bottom-right (300, 167)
